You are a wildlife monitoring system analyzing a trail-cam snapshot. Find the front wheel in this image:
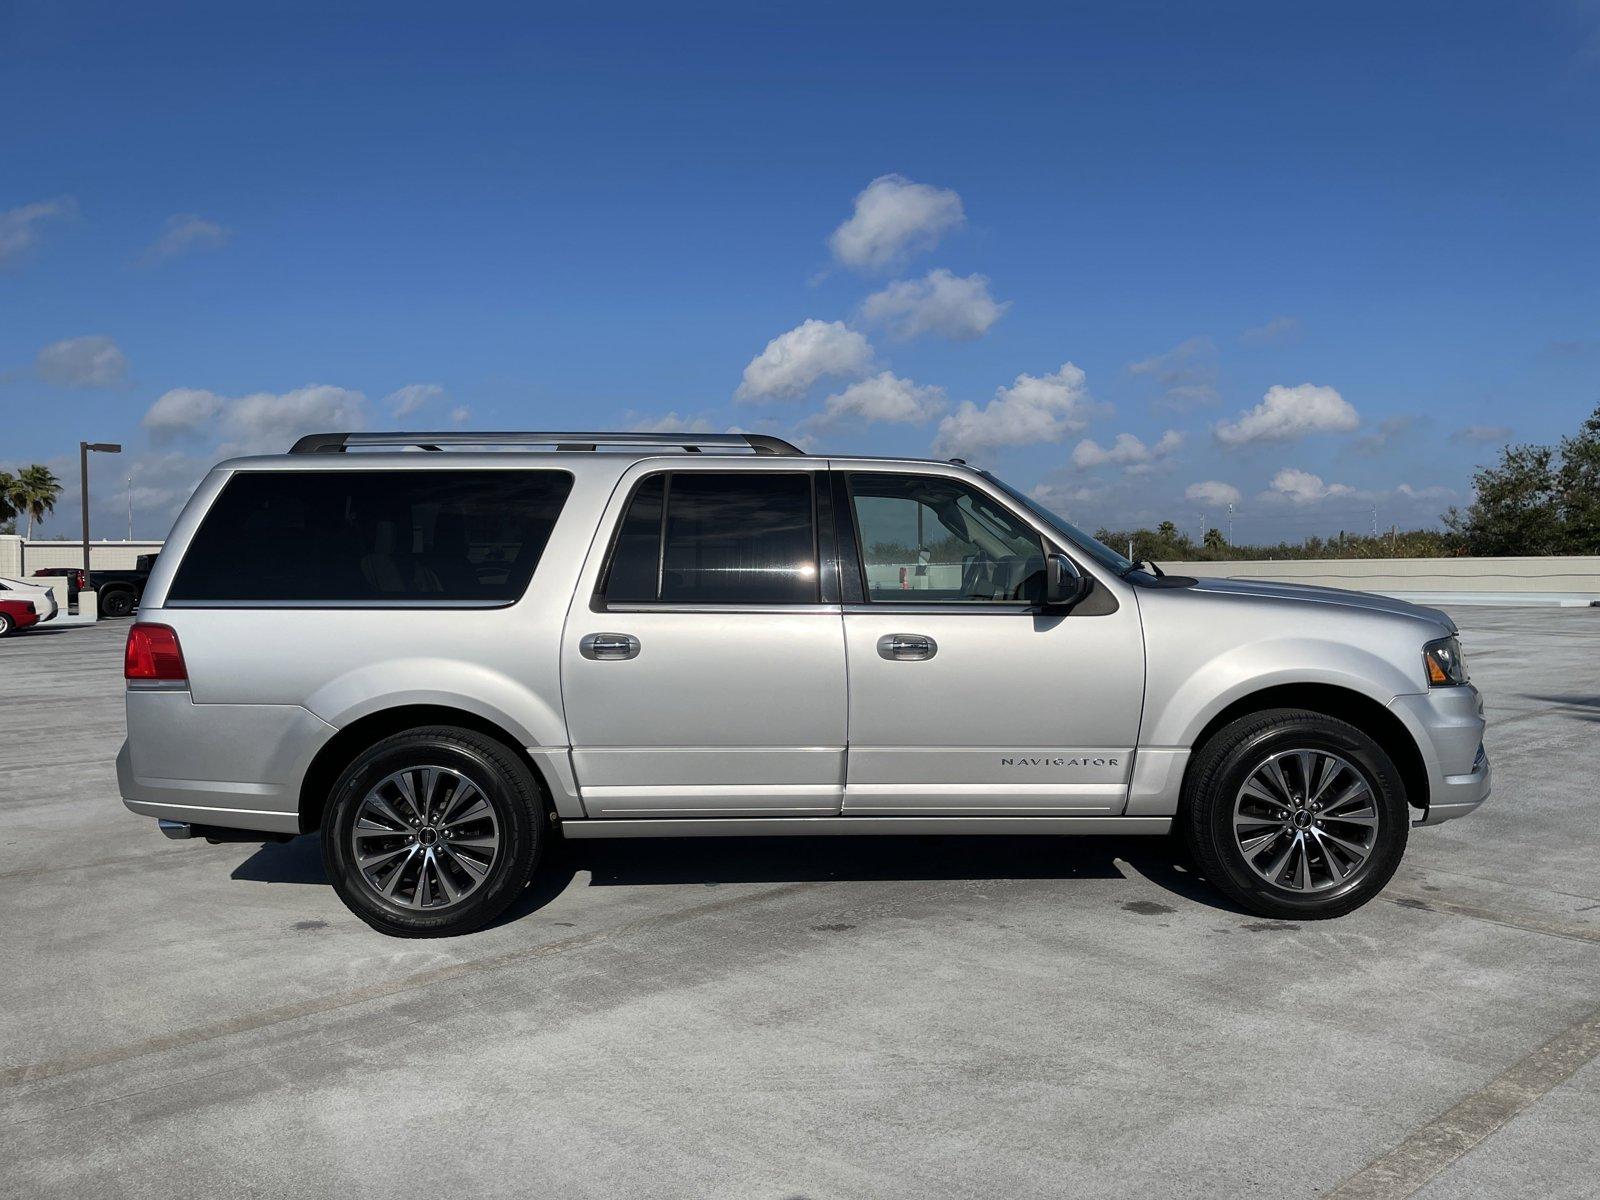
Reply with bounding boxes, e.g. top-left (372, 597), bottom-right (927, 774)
top-left (321, 726), bottom-right (546, 937)
top-left (1181, 709), bottom-right (1409, 919)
